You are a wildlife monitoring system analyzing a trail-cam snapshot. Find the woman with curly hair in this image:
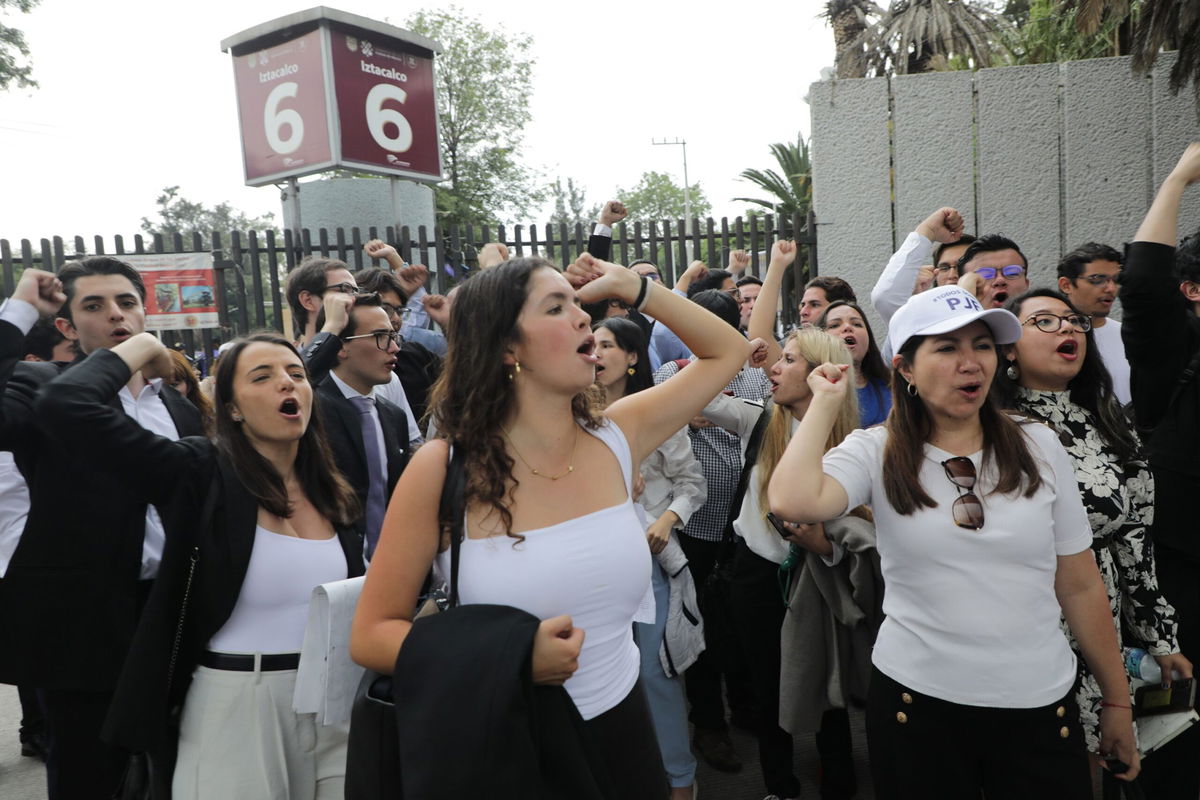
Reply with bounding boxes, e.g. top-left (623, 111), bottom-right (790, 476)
top-left (351, 253), bottom-right (748, 796)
